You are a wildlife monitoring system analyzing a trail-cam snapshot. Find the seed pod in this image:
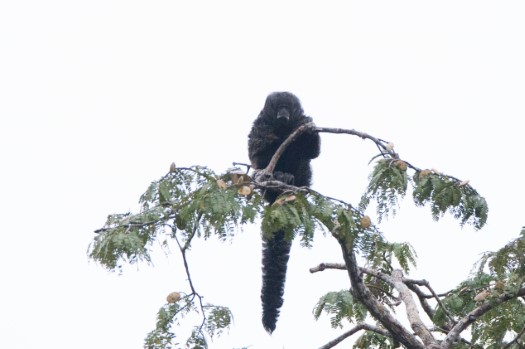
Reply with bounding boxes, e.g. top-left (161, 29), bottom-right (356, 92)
top-left (395, 160), bottom-right (407, 172)
top-left (167, 291), bottom-right (181, 304)
top-left (419, 169), bottom-right (432, 180)
top-left (216, 179), bottom-right (228, 190)
top-left (360, 215), bottom-right (372, 229)
top-left (237, 185), bottom-right (252, 196)
top-left (474, 290), bottom-right (491, 302)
